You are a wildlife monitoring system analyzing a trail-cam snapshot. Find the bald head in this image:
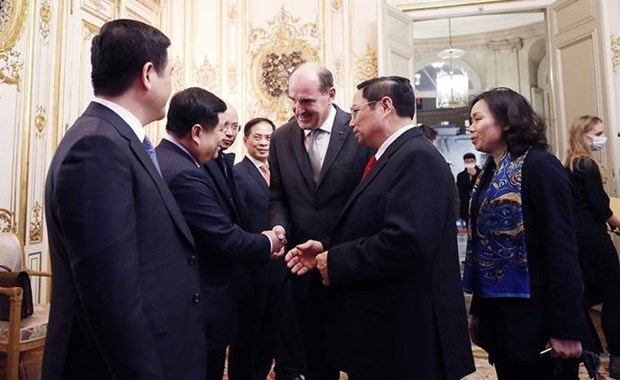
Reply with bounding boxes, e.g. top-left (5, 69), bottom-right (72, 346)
top-left (288, 63), bottom-right (336, 130)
